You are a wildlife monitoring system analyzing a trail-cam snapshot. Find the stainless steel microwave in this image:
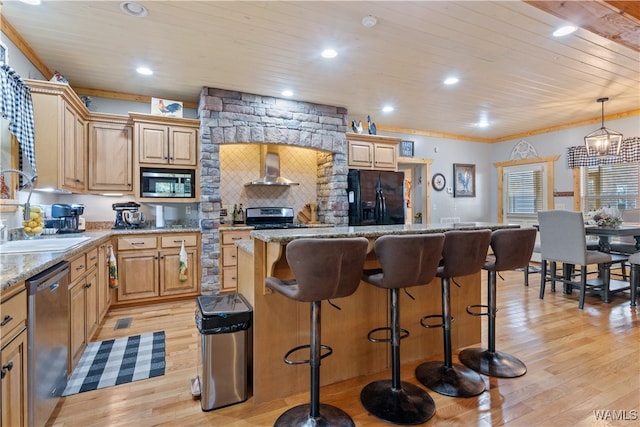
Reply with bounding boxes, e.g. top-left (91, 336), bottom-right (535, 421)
top-left (140, 168), bottom-right (195, 198)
